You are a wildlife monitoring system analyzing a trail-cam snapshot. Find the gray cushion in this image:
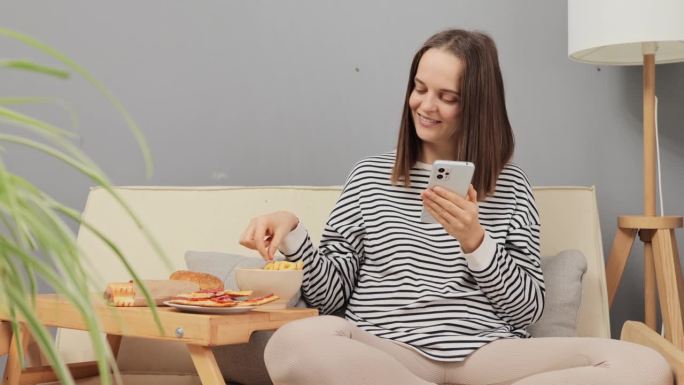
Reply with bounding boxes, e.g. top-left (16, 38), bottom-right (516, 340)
top-left (527, 249), bottom-right (587, 337)
top-left (184, 250), bottom-right (266, 290)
